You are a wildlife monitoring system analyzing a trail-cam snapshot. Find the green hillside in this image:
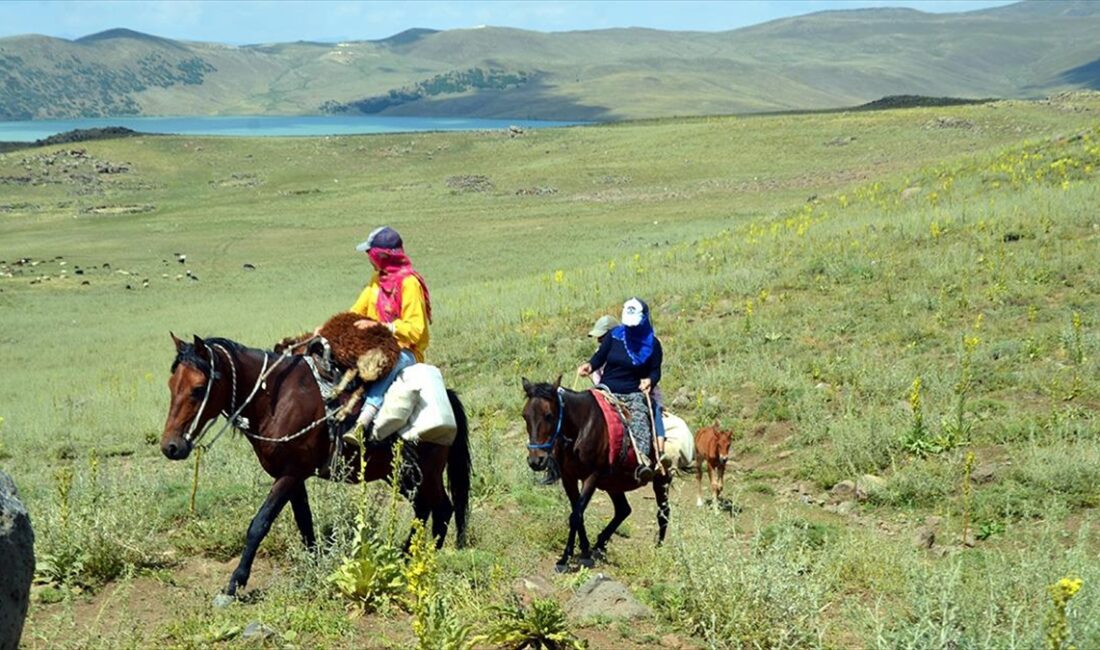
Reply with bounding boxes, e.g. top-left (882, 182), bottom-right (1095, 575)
top-left (1, 94), bottom-right (1099, 648)
top-left (2, 1), bottom-right (1100, 121)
